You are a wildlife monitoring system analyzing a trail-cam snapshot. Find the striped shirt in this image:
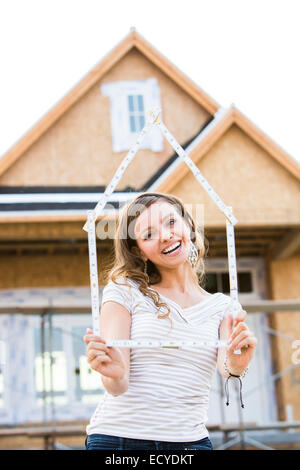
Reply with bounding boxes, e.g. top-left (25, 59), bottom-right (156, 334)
top-left (86, 277), bottom-right (238, 442)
